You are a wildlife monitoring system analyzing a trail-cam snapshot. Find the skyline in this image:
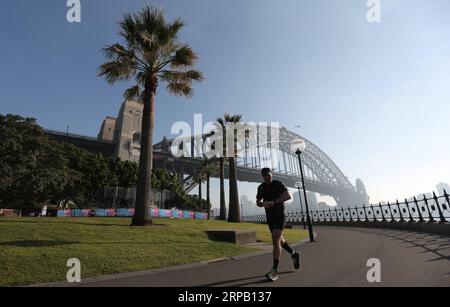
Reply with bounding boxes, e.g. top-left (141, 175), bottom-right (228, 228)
top-left (1, 0), bottom-right (450, 203)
